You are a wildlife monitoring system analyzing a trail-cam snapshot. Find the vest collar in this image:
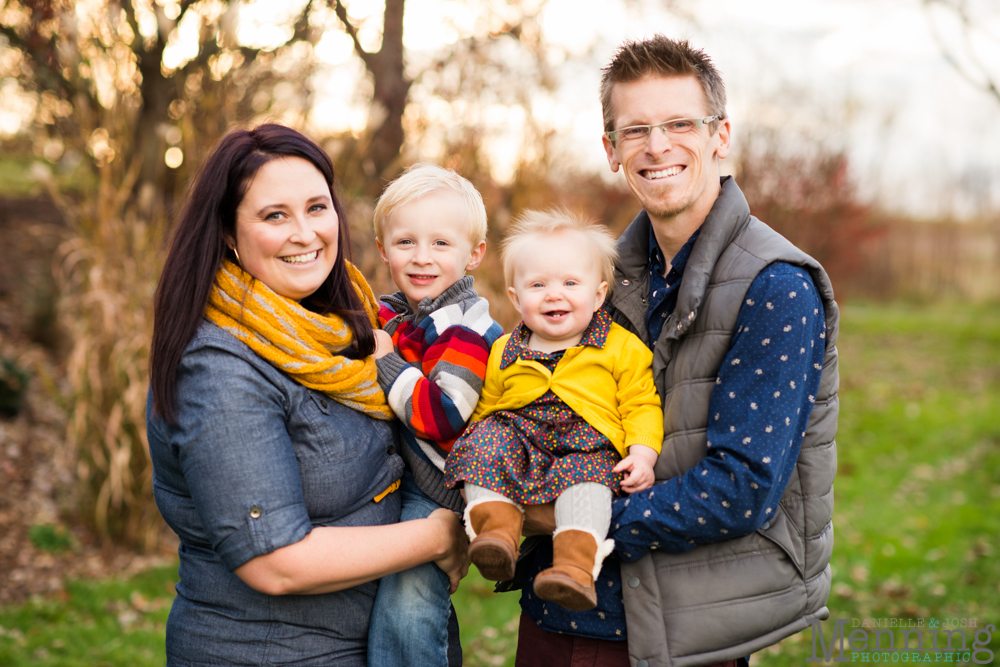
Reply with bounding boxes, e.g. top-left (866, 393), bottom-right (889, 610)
top-left (613, 176), bottom-right (753, 343)
top-left (670, 176), bottom-right (752, 339)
